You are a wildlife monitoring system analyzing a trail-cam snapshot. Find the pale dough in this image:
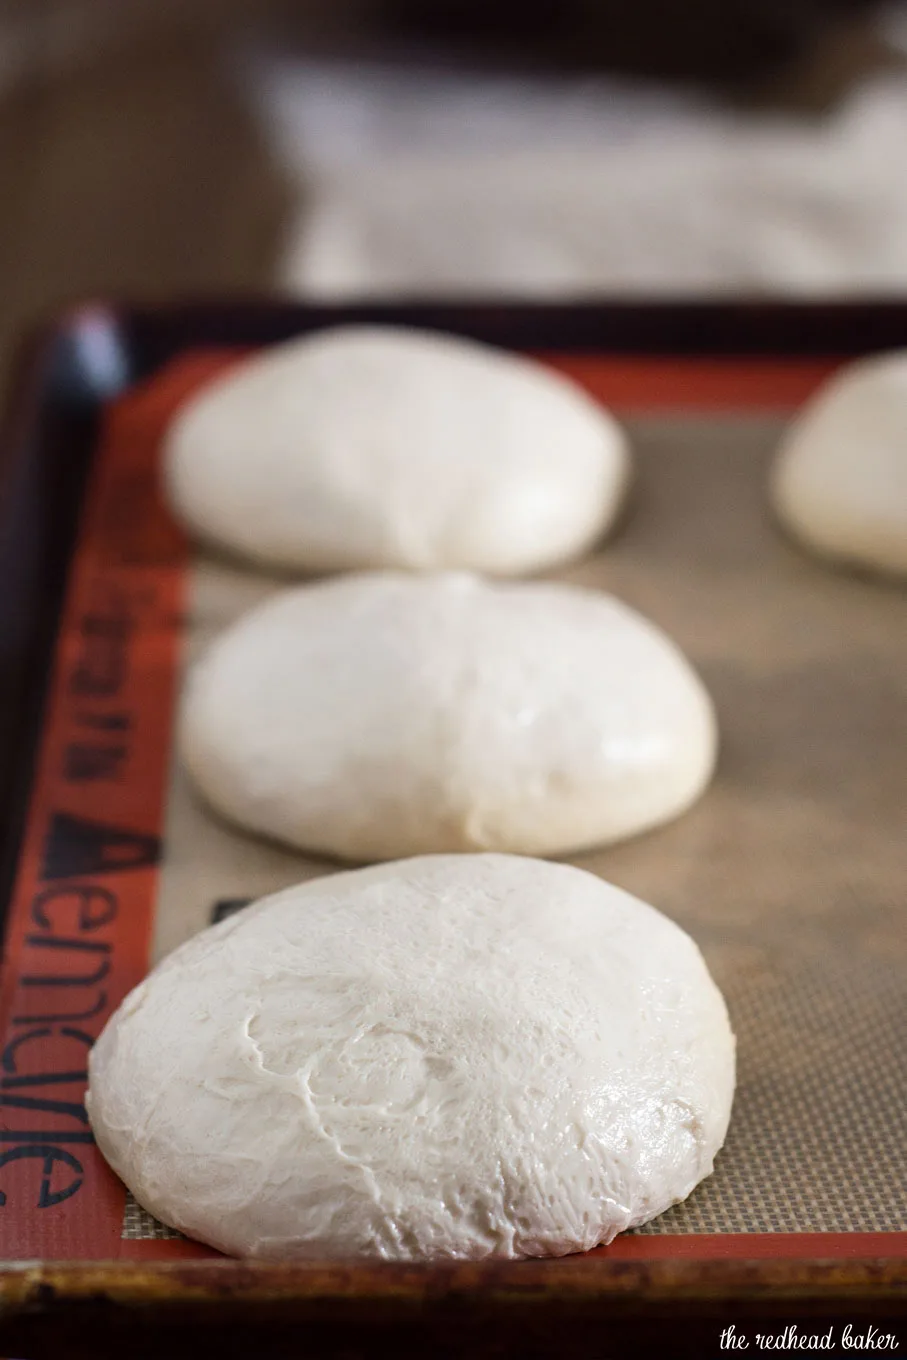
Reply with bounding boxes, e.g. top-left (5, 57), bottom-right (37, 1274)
top-left (86, 853), bottom-right (735, 1261)
top-left (163, 325), bottom-right (630, 575)
top-left (179, 572), bottom-right (718, 861)
top-left (771, 351), bottom-right (907, 578)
